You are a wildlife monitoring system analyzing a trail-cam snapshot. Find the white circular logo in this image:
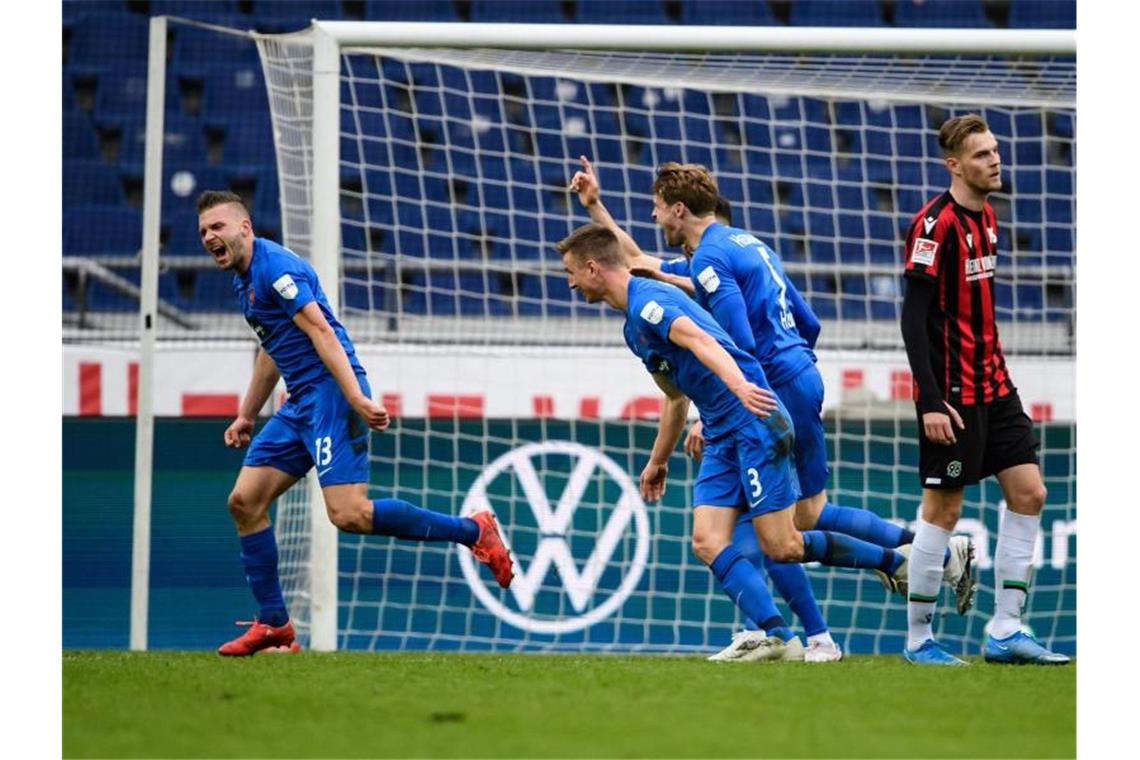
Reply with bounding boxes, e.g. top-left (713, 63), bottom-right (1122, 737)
top-left (458, 440), bottom-right (650, 635)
